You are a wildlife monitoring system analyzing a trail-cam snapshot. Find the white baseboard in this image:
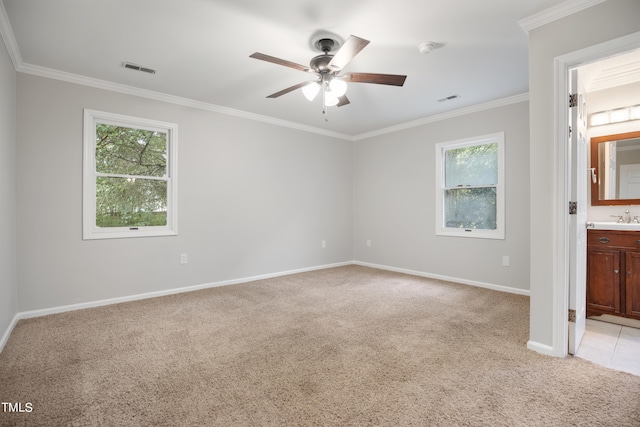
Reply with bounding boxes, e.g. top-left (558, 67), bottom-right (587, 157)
top-left (17, 261), bottom-right (354, 321)
top-left (527, 340), bottom-right (557, 357)
top-left (0, 261), bottom-right (352, 353)
top-left (0, 313), bottom-right (20, 353)
top-left (353, 261), bottom-right (530, 296)
top-left (1, 260), bottom-right (530, 353)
